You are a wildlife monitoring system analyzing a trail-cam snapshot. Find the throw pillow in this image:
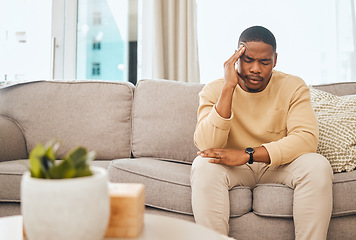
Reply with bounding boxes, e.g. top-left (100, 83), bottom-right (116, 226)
top-left (310, 88), bottom-right (356, 172)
